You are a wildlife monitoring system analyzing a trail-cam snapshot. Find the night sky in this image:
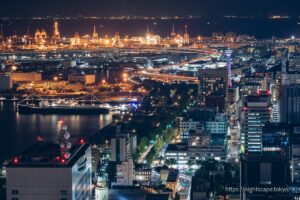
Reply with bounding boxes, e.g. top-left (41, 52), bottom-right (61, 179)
top-left (1, 0), bottom-right (300, 17)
